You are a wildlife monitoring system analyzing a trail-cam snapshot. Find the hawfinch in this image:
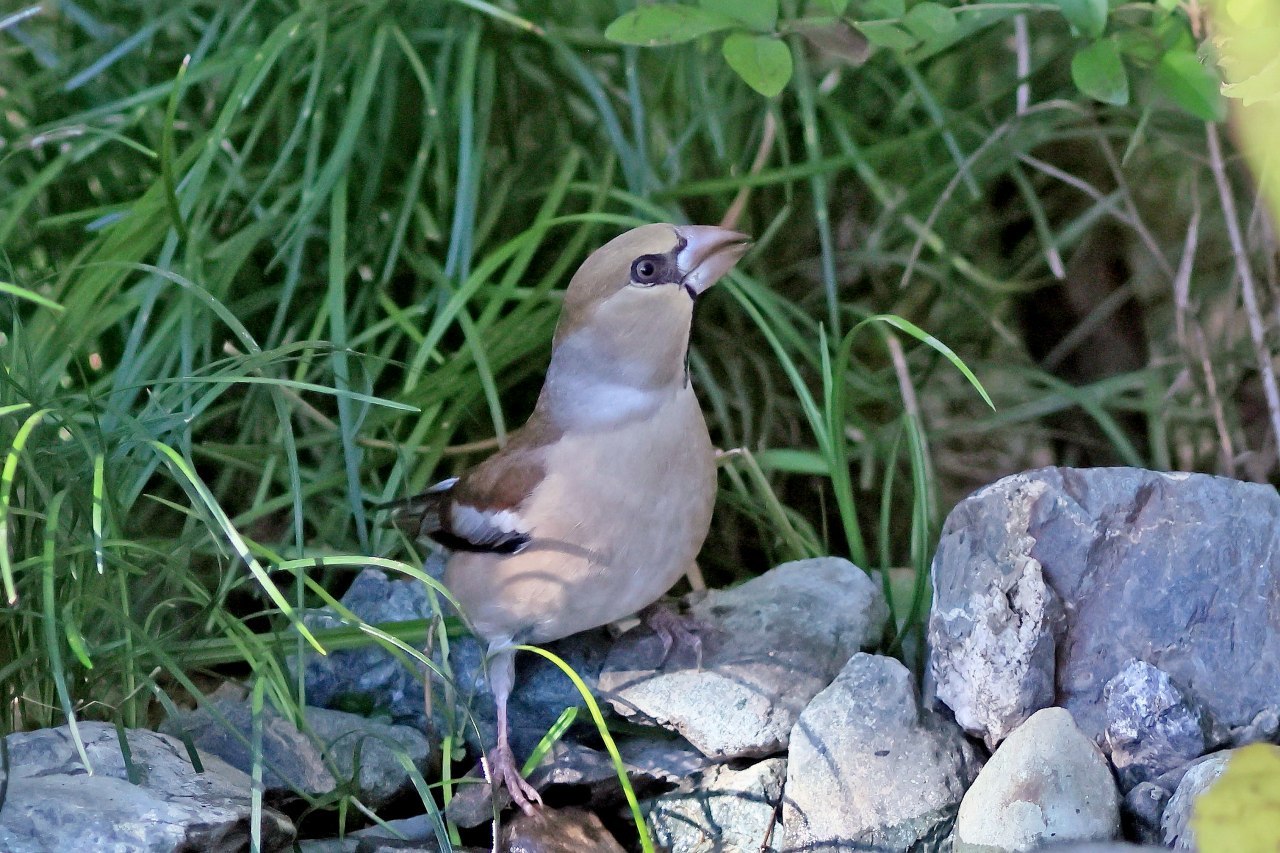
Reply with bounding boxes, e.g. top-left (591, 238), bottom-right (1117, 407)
top-left (397, 223), bottom-right (750, 812)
